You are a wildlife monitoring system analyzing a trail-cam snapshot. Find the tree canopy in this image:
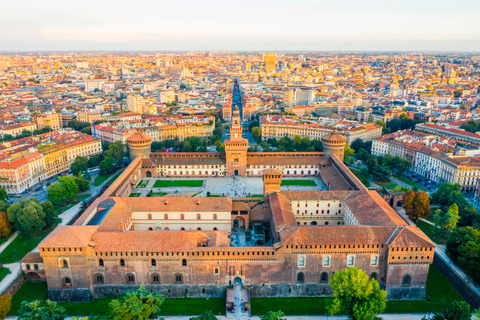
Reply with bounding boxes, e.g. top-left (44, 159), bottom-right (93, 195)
top-left (328, 267), bottom-right (387, 320)
top-left (7, 198), bottom-right (47, 235)
top-left (70, 156), bottom-right (88, 176)
top-left (109, 285), bottom-right (164, 320)
top-left (18, 299), bottom-right (65, 320)
top-left (403, 190), bottom-right (431, 222)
